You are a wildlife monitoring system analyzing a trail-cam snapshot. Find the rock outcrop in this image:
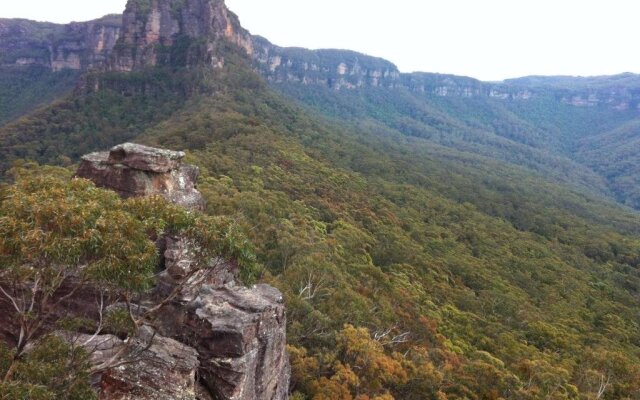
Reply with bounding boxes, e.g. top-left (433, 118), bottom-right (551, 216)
top-left (69, 327), bottom-right (201, 400)
top-left (75, 143), bottom-right (290, 400)
top-left (0, 15), bottom-right (121, 71)
top-left (111, 0), bottom-right (252, 71)
top-left (76, 143), bottom-right (205, 211)
top-left (155, 284), bottom-right (290, 400)
top-left (2, 0), bottom-right (640, 110)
